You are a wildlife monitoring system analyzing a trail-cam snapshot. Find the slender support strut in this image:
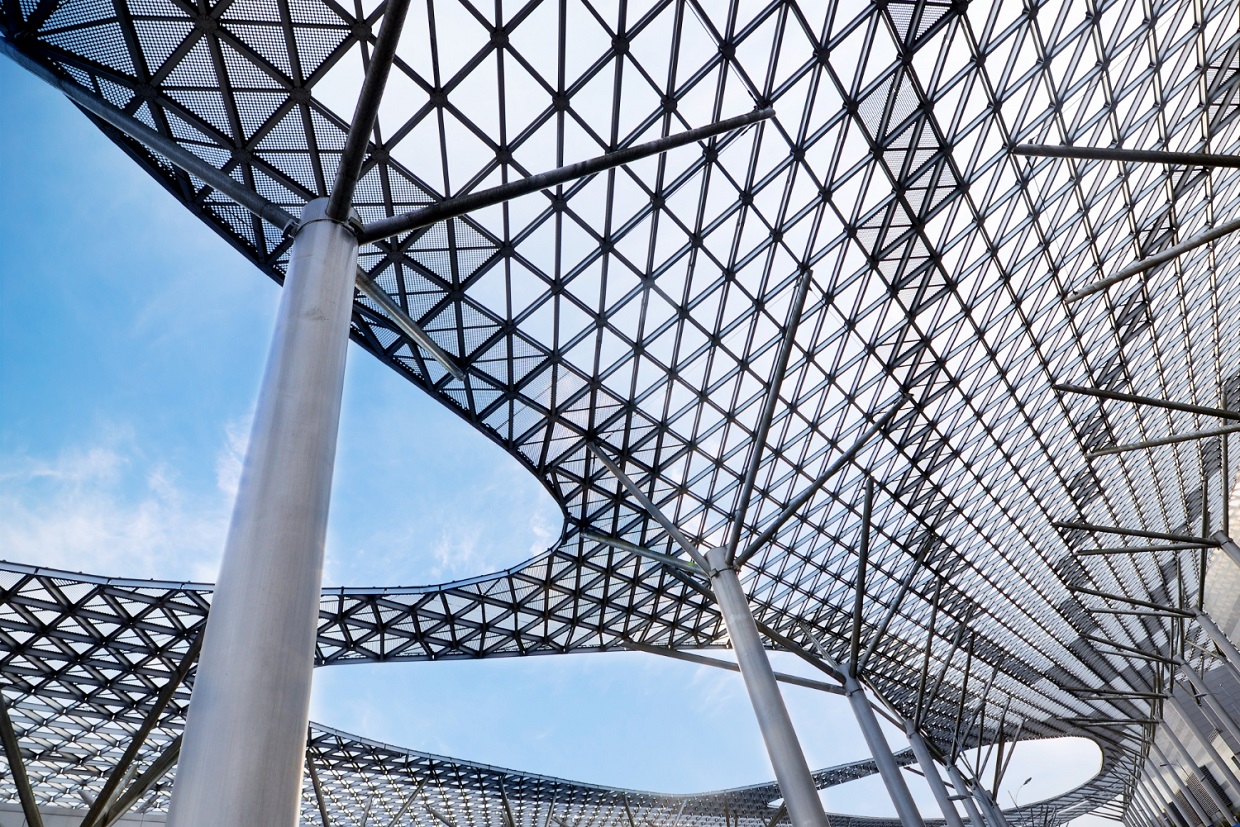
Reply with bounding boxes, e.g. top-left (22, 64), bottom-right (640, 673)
top-left (1162, 725), bottom-right (1231, 818)
top-left (326, 0), bottom-right (414, 220)
top-left (903, 721), bottom-right (967, 827)
top-left (0, 689), bottom-right (43, 827)
top-left (1194, 607), bottom-right (1240, 676)
top-left (1013, 144), bottom-right (1240, 169)
top-left (359, 109), bottom-right (775, 242)
top-left (1053, 384), bottom-right (1240, 422)
top-left (98, 735), bottom-right (182, 827)
top-left (705, 547), bottom-right (830, 827)
top-left (1087, 424), bottom-right (1240, 457)
top-left (1150, 743), bottom-right (1212, 825)
top-left (166, 198), bottom-right (360, 827)
top-left (1176, 663), bottom-right (1240, 741)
